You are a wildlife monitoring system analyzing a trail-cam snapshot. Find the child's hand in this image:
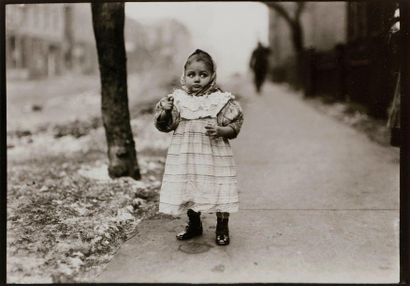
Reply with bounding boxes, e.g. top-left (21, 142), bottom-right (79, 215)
top-left (160, 95), bottom-right (174, 111)
top-left (205, 124), bottom-right (220, 137)
top-left (205, 124), bottom-right (236, 139)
